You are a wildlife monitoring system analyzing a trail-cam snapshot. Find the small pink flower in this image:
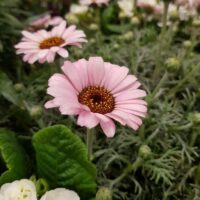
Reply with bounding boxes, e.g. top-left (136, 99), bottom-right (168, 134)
top-left (80, 0), bottom-right (110, 6)
top-left (30, 15), bottom-right (65, 31)
top-left (15, 21), bottom-right (87, 64)
top-left (45, 57), bottom-right (147, 138)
